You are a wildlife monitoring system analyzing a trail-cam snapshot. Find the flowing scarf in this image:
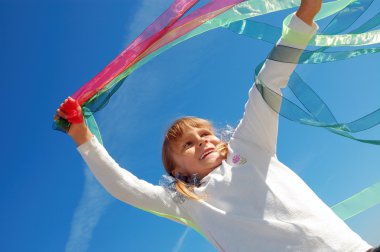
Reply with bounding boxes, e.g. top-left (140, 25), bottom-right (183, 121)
top-left (55, 0), bottom-right (380, 230)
